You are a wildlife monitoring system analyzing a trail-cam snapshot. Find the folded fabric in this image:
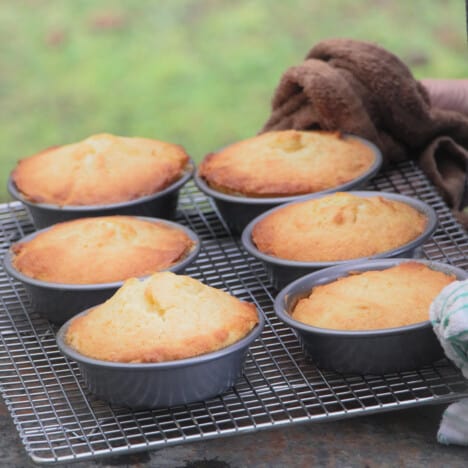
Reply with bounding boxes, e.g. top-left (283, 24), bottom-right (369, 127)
top-left (437, 399), bottom-right (468, 446)
top-left (430, 279), bottom-right (468, 446)
top-left (262, 38), bottom-right (468, 229)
